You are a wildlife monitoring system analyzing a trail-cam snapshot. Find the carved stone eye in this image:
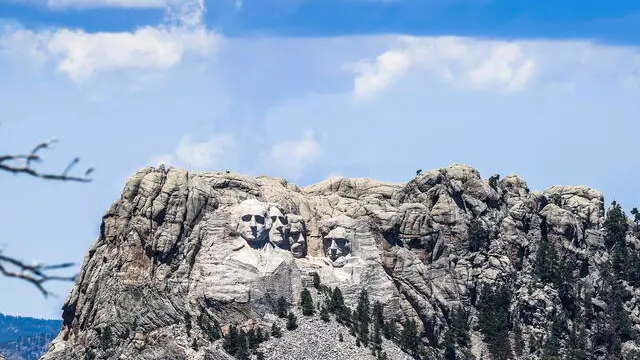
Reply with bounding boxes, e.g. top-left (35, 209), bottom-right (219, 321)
top-left (254, 215), bottom-right (265, 224)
